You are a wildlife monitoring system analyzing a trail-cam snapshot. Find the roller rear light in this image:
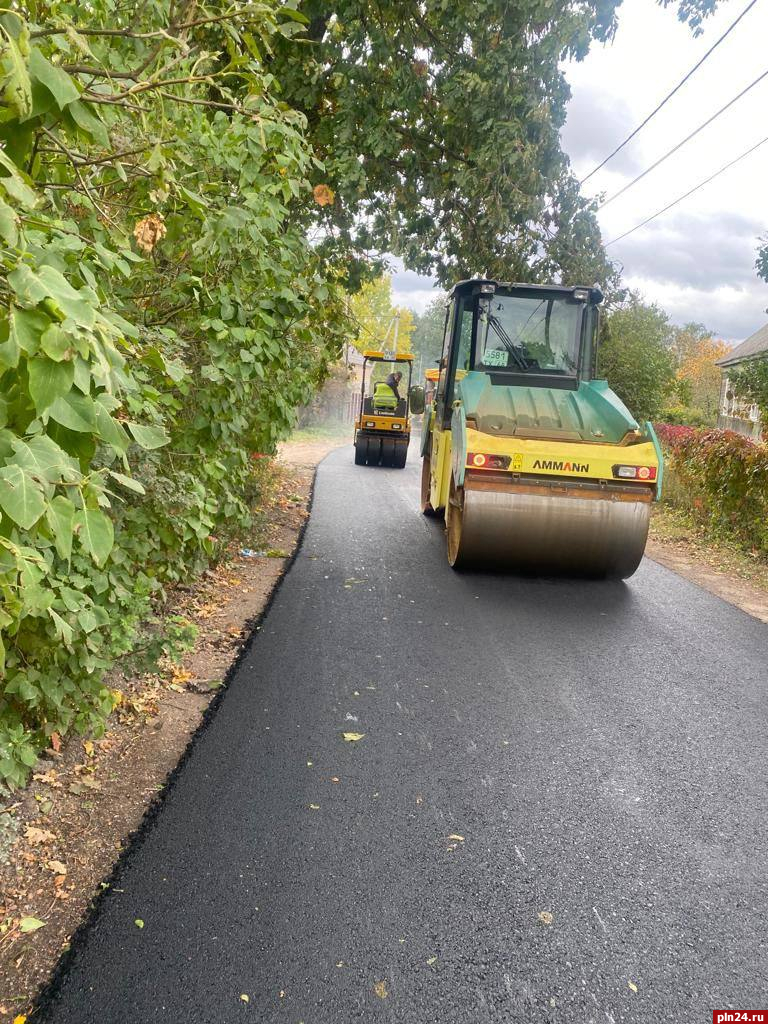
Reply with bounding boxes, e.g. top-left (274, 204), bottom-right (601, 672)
top-left (468, 452), bottom-right (510, 470)
top-left (613, 464), bottom-right (657, 481)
